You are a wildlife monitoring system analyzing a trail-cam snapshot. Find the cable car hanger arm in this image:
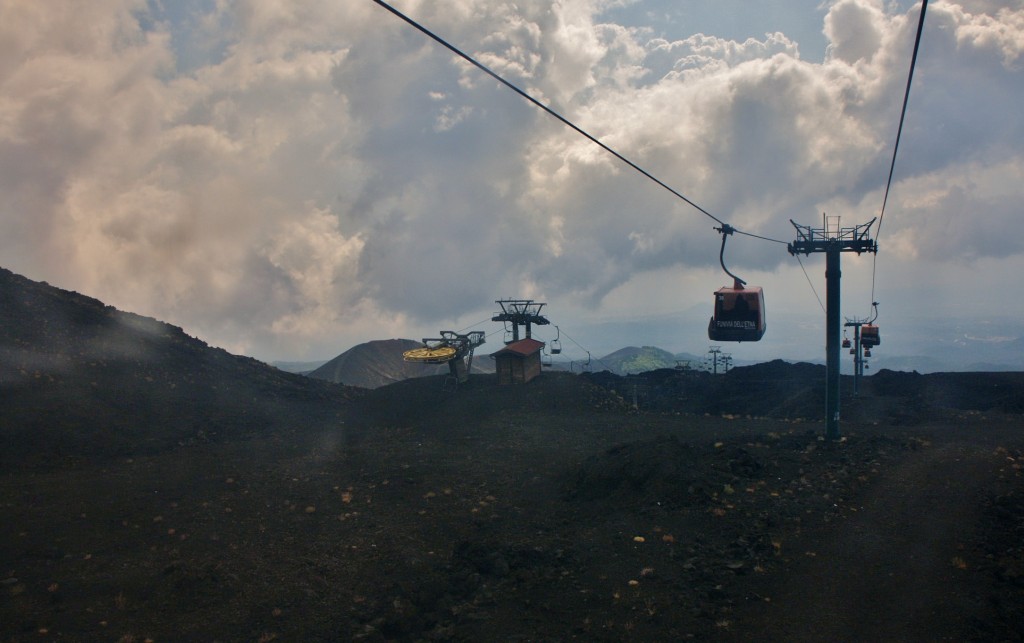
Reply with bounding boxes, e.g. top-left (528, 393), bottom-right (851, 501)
top-left (715, 224), bottom-right (746, 288)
